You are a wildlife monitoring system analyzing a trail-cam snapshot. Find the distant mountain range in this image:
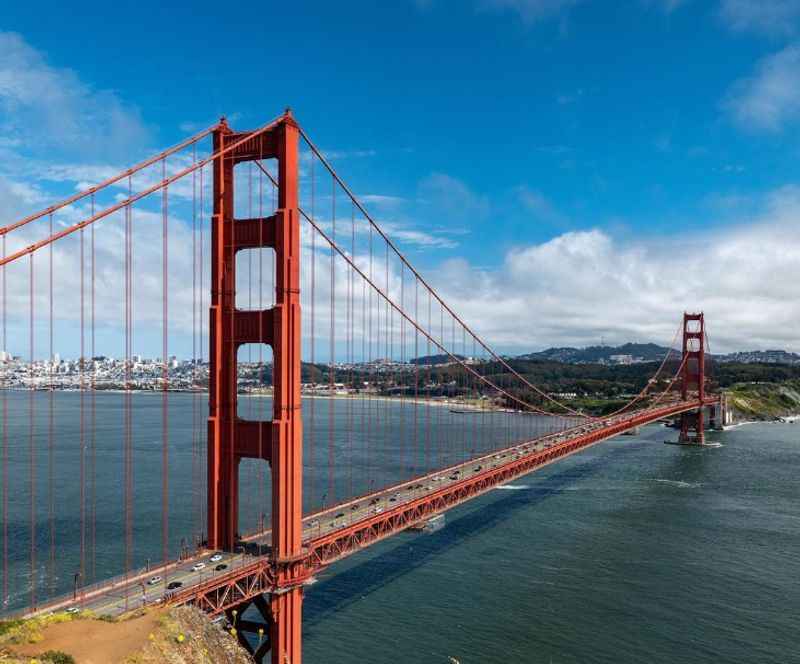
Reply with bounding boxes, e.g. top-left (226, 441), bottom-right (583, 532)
top-left (515, 344), bottom-right (800, 365)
